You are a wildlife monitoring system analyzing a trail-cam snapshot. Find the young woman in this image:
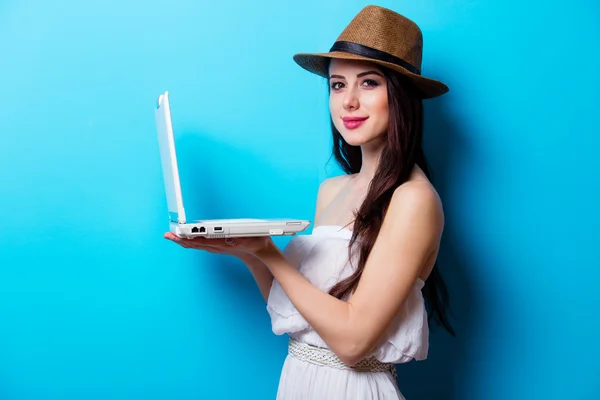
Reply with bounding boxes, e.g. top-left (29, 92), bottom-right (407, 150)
top-left (165, 5), bottom-right (454, 399)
